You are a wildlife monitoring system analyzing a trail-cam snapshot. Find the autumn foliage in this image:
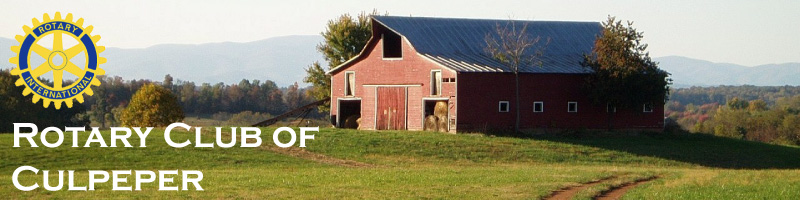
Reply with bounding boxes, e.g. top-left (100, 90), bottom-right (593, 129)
top-left (583, 16), bottom-right (671, 109)
top-left (121, 84), bottom-right (185, 127)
